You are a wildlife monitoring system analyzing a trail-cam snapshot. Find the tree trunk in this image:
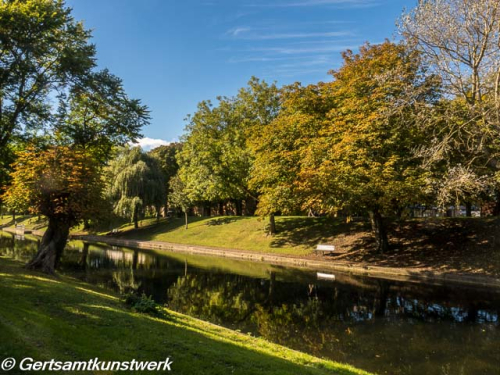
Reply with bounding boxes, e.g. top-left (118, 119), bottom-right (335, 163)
top-left (218, 201), bottom-right (224, 216)
top-left (12, 210), bottom-right (15, 223)
top-left (269, 214), bottom-right (276, 235)
top-left (465, 202), bottom-right (472, 217)
top-left (204, 203), bottom-right (211, 217)
top-left (133, 205), bottom-right (139, 229)
top-left (369, 209), bottom-right (389, 254)
top-left (235, 200), bottom-right (243, 216)
top-left (26, 218), bottom-right (70, 274)
top-left (184, 211), bottom-right (188, 230)
top-left (244, 197), bottom-right (257, 216)
top-left (494, 190), bottom-right (500, 216)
